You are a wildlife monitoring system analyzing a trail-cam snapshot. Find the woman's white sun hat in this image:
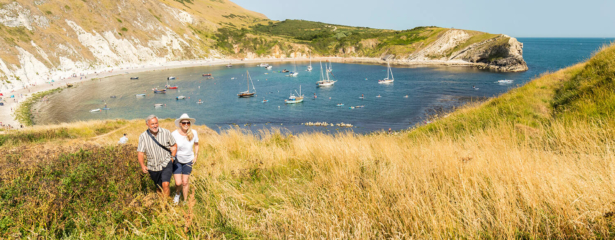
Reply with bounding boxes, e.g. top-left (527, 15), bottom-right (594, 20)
top-left (175, 113), bottom-right (196, 128)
